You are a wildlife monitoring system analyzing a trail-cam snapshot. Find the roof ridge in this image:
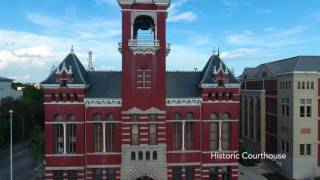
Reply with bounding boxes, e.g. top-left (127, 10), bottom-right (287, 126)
top-left (293, 56), bottom-right (302, 71)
